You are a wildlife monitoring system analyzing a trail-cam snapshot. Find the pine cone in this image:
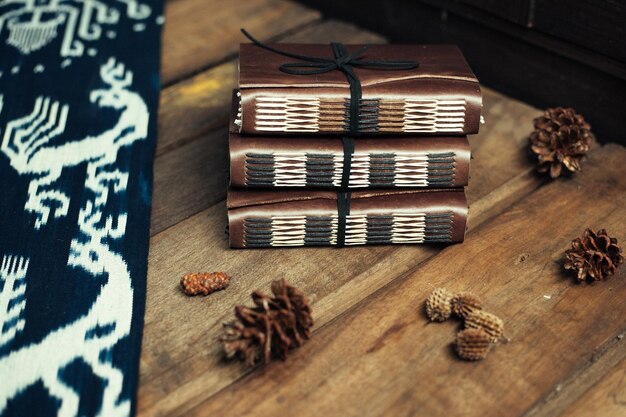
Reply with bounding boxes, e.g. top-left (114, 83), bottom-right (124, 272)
top-left (564, 229), bottom-right (624, 282)
top-left (529, 107), bottom-right (595, 178)
top-left (425, 288), bottom-right (453, 322)
top-left (450, 292), bottom-right (482, 318)
top-left (181, 272), bottom-right (230, 296)
top-left (456, 328), bottom-right (492, 361)
top-left (464, 310), bottom-right (504, 343)
top-left (220, 279), bottom-right (313, 366)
